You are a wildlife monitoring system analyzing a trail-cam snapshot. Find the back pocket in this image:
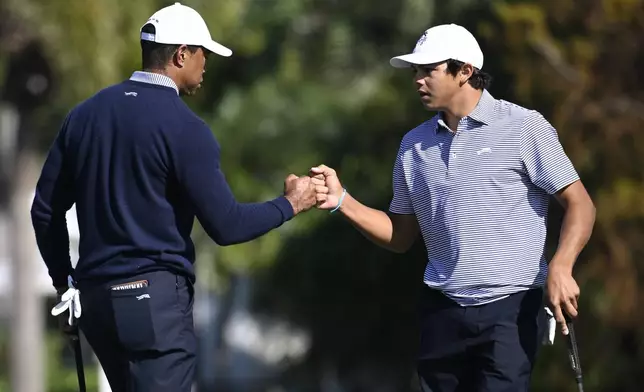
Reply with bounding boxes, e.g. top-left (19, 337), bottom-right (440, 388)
top-left (110, 287), bottom-right (156, 351)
